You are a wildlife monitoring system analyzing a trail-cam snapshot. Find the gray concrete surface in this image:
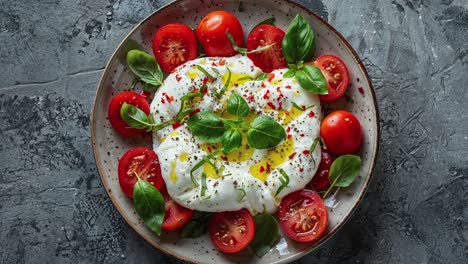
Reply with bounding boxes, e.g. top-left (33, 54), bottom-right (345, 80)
top-left (0, 0), bottom-right (467, 263)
